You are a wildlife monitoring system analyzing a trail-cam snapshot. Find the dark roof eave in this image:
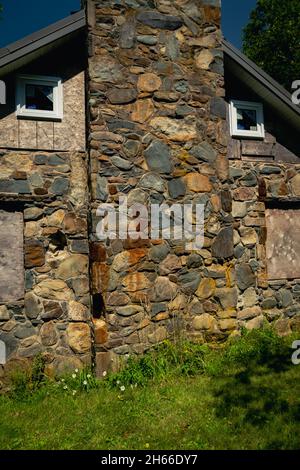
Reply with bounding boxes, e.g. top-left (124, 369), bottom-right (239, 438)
top-left (222, 39), bottom-right (300, 120)
top-left (0, 10), bottom-right (86, 72)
